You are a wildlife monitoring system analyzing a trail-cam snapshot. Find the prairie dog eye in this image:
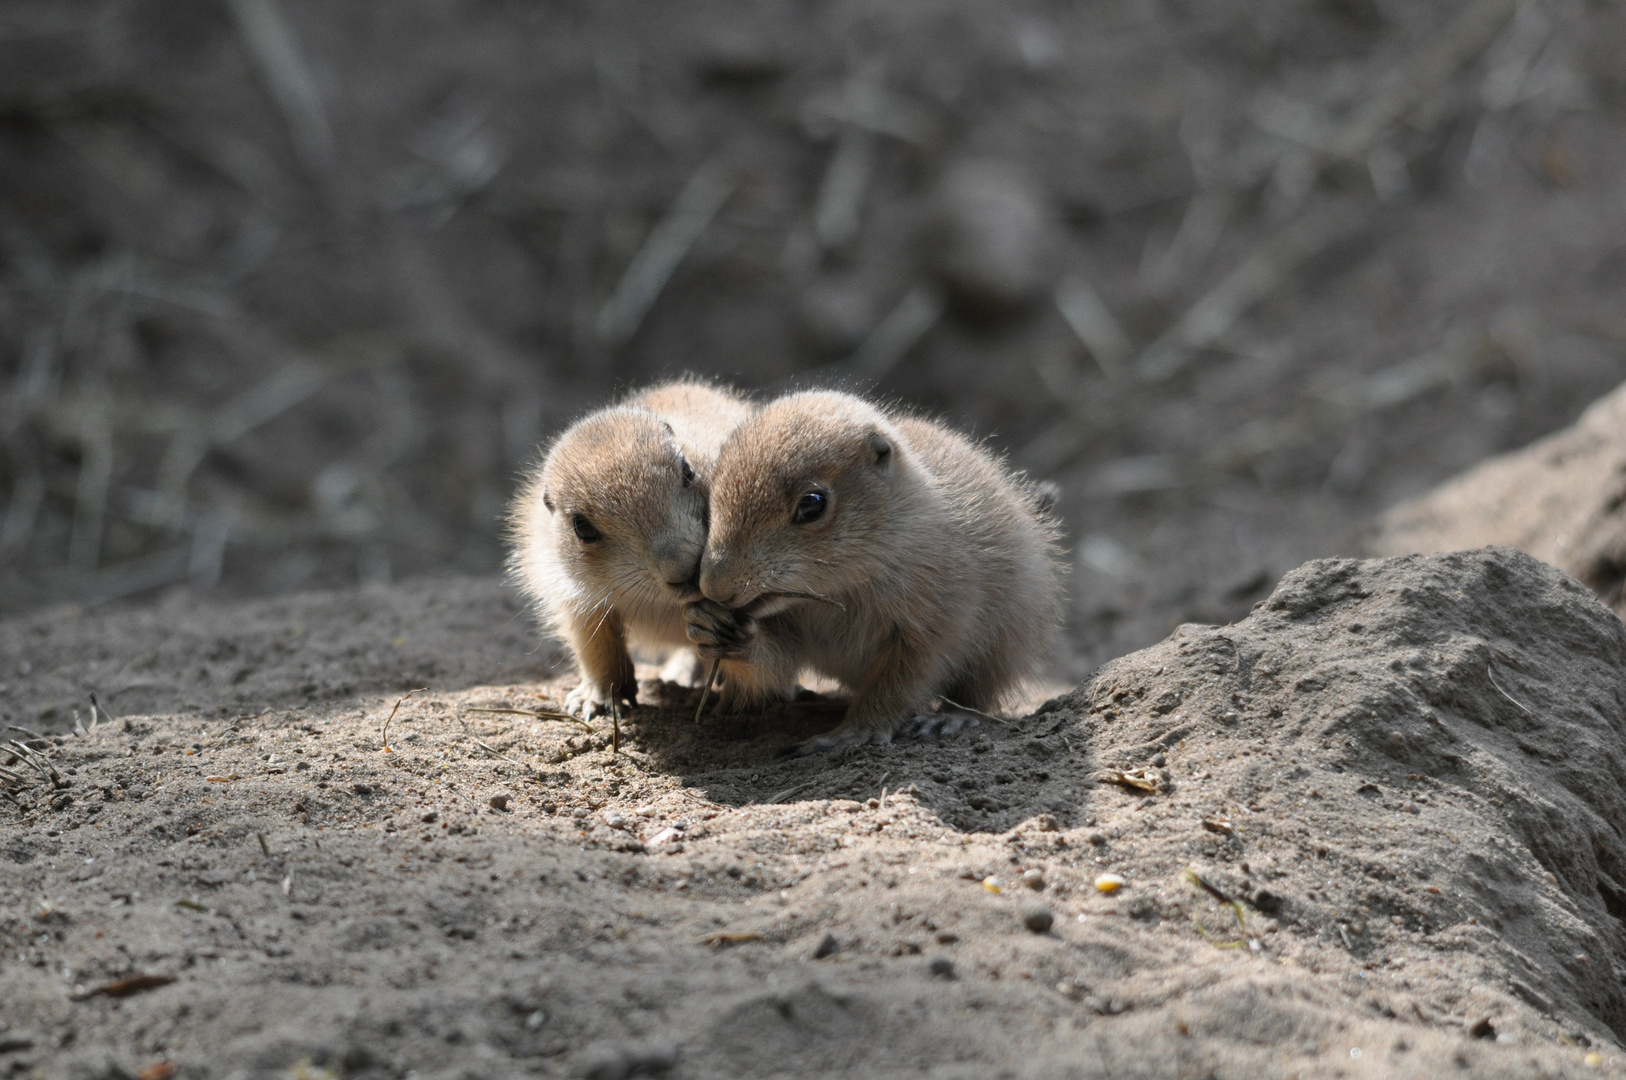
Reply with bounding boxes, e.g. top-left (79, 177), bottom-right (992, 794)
top-left (572, 514), bottom-right (602, 542)
top-left (680, 458), bottom-right (695, 488)
top-left (792, 491), bottom-right (827, 525)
